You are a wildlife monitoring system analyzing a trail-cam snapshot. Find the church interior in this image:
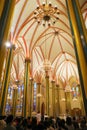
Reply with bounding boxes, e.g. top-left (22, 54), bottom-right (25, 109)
top-left (0, 0), bottom-right (87, 119)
